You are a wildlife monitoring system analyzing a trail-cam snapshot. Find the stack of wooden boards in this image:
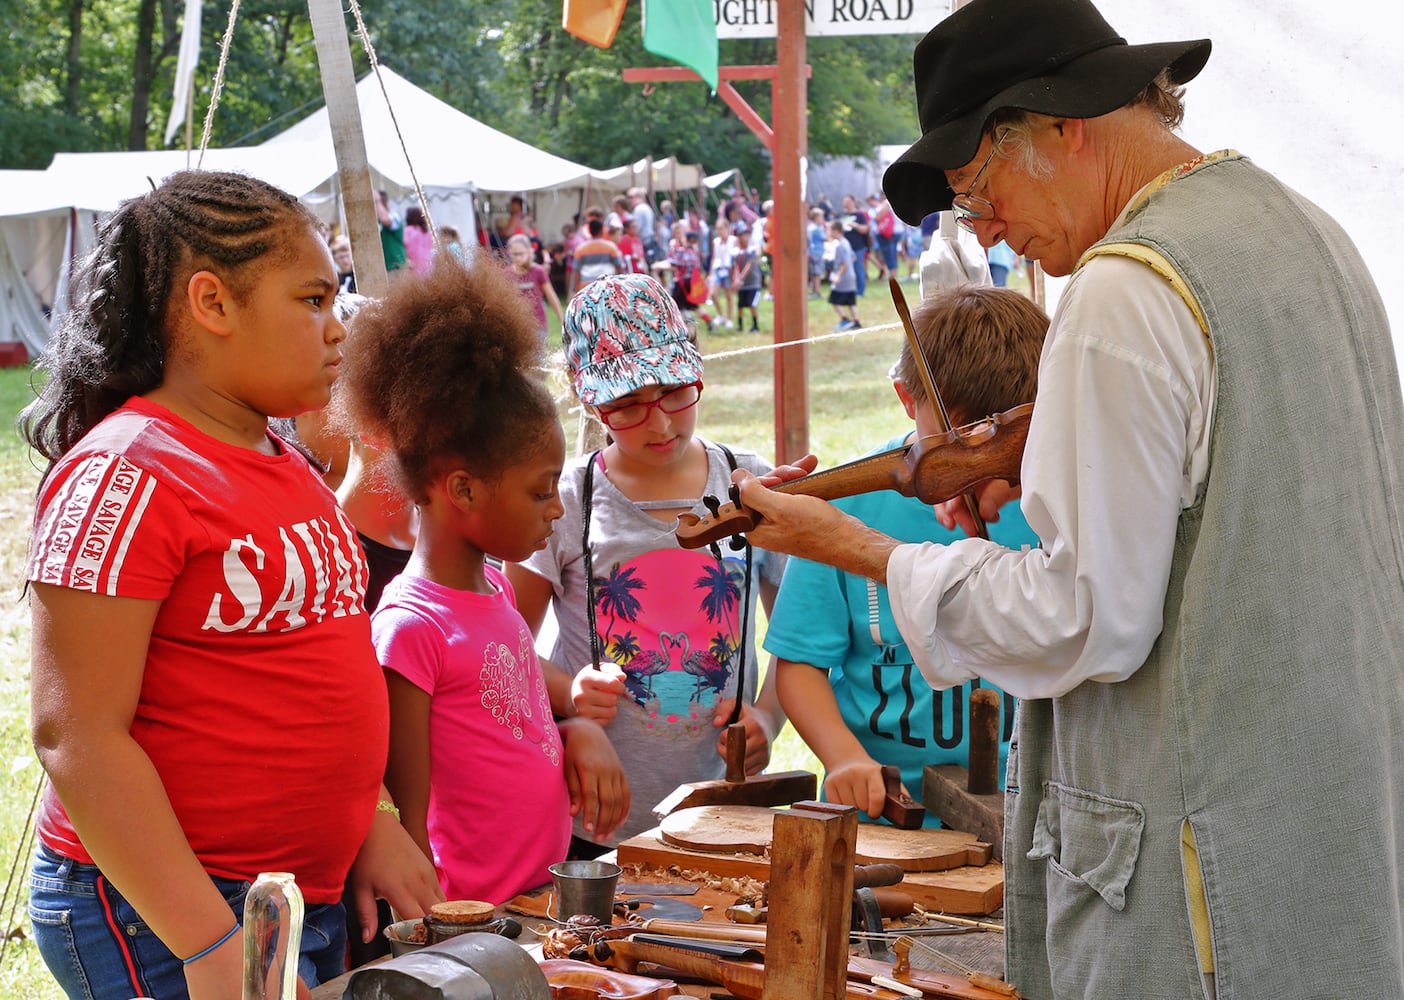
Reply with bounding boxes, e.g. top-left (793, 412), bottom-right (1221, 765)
top-left (617, 804), bottom-right (1004, 915)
